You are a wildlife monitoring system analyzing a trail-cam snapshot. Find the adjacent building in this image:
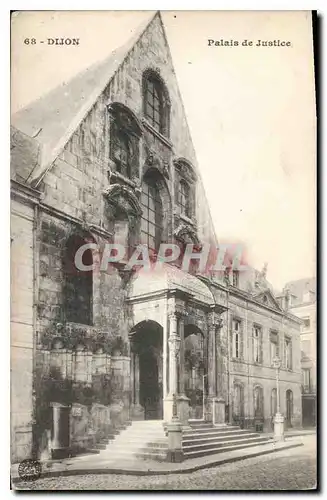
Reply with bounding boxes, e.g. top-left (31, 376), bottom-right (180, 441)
top-left (279, 278), bottom-right (316, 427)
top-left (10, 12), bottom-right (302, 462)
